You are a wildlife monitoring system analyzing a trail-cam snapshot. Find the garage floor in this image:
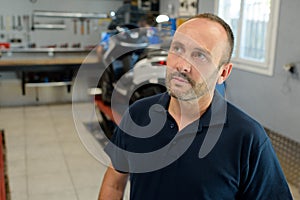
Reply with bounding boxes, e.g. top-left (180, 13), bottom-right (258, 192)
top-left (0, 103), bottom-right (127, 200)
top-left (0, 103), bottom-right (299, 200)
